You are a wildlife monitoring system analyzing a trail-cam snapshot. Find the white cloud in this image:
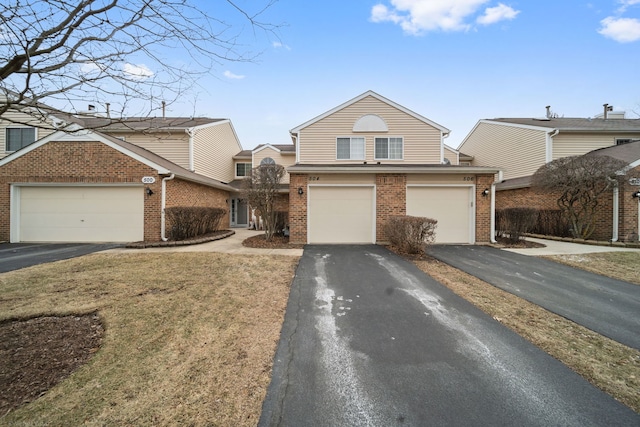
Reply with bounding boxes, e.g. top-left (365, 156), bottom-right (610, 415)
top-left (598, 16), bottom-right (640, 42)
top-left (477, 3), bottom-right (520, 25)
top-left (617, 0), bottom-right (640, 13)
top-left (123, 63), bottom-right (154, 80)
top-left (223, 70), bottom-right (245, 80)
top-left (80, 62), bottom-right (104, 75)
top-left (272, 41), bottom-right (291, 50)
top-left (370, 0), bottom-right (519, 35)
